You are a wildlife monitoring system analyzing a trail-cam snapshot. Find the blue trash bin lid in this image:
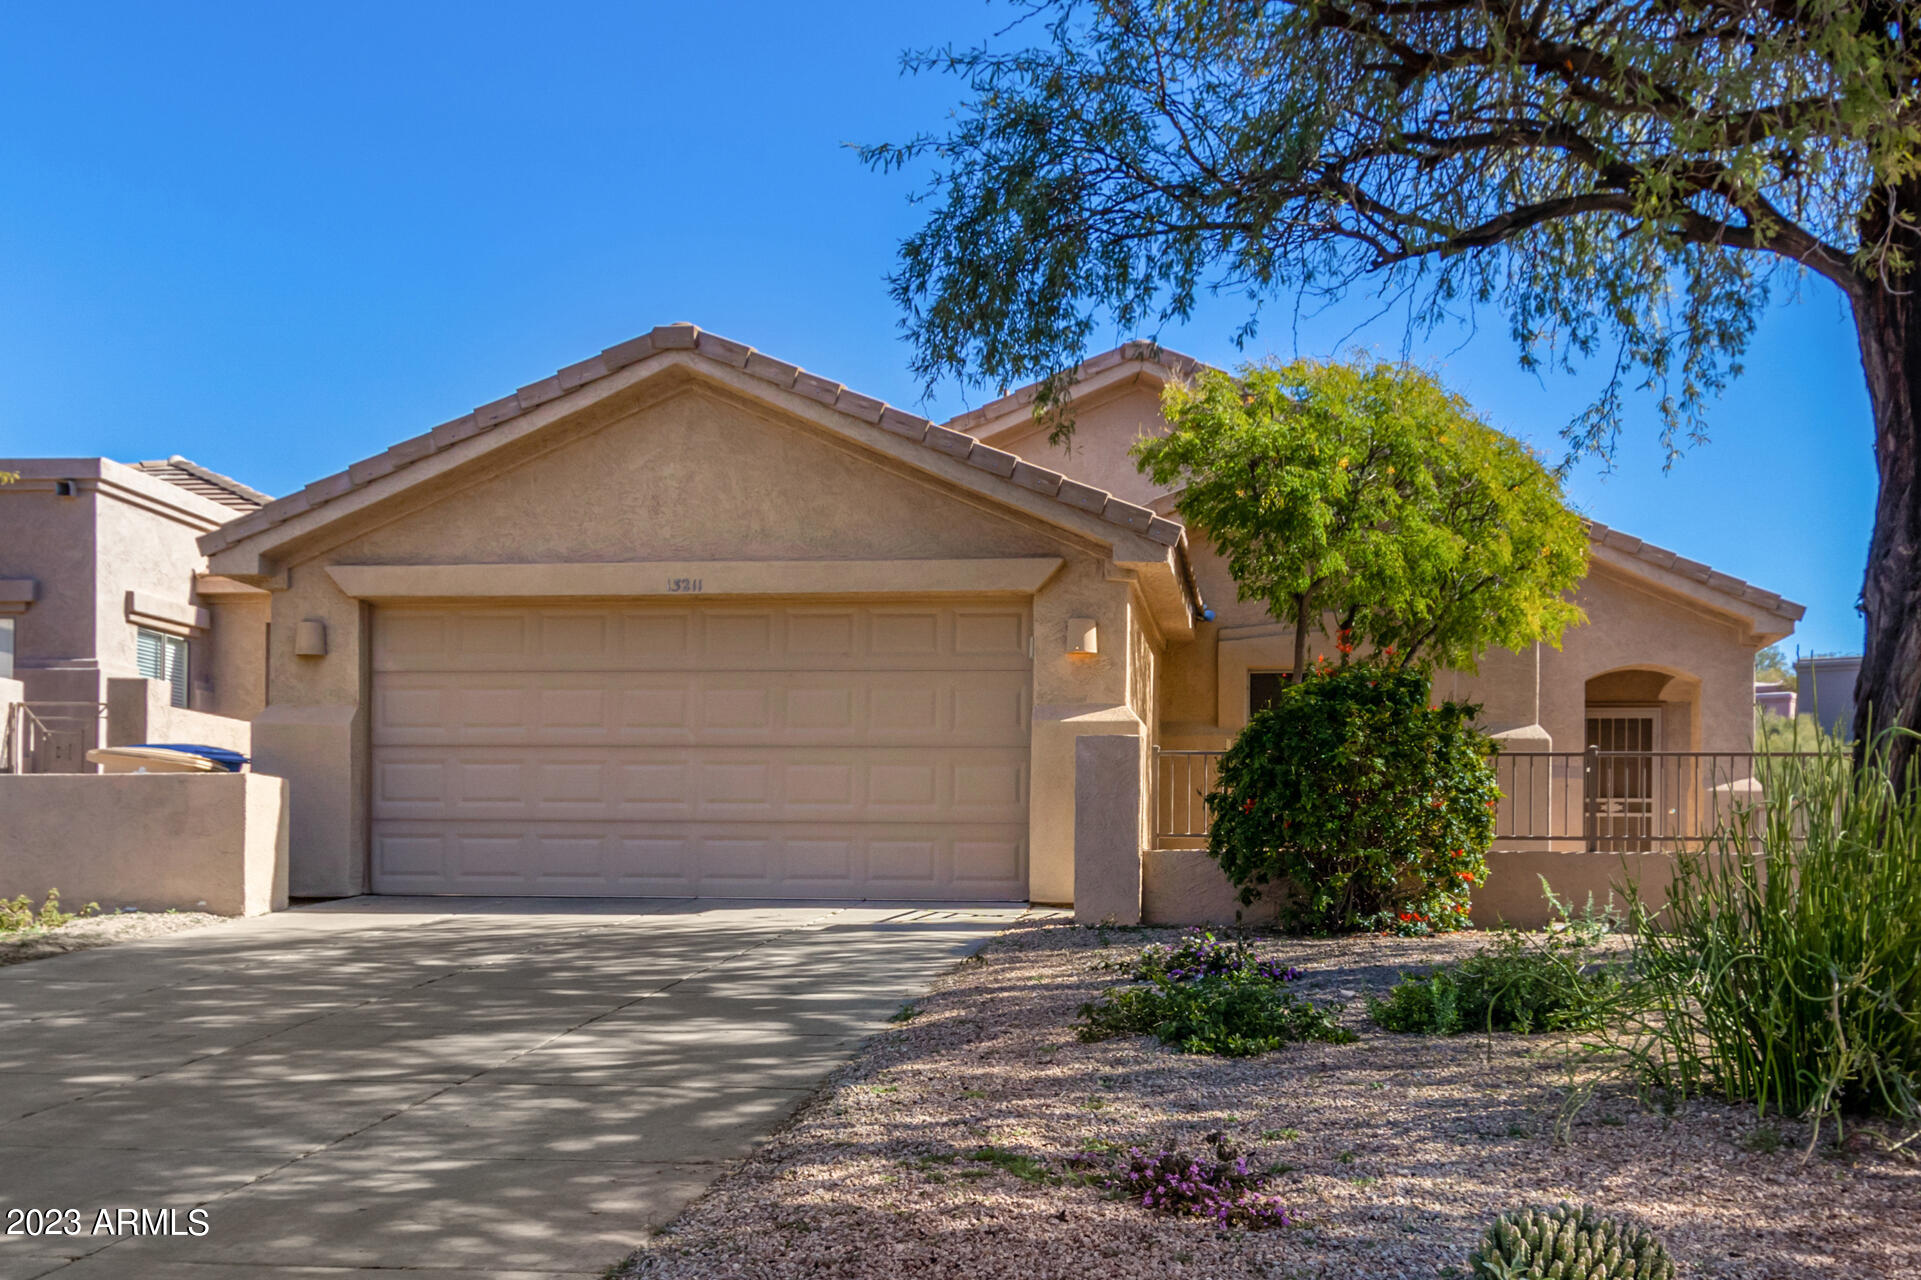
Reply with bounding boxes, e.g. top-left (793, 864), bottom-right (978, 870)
top-left (131, 744), bottom-right (250, 773)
